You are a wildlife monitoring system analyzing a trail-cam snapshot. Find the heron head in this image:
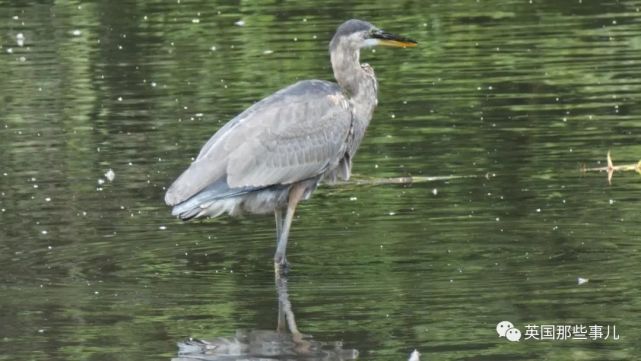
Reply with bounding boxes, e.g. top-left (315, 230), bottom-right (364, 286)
top-left (330, 19), bottom-right (417, 52)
